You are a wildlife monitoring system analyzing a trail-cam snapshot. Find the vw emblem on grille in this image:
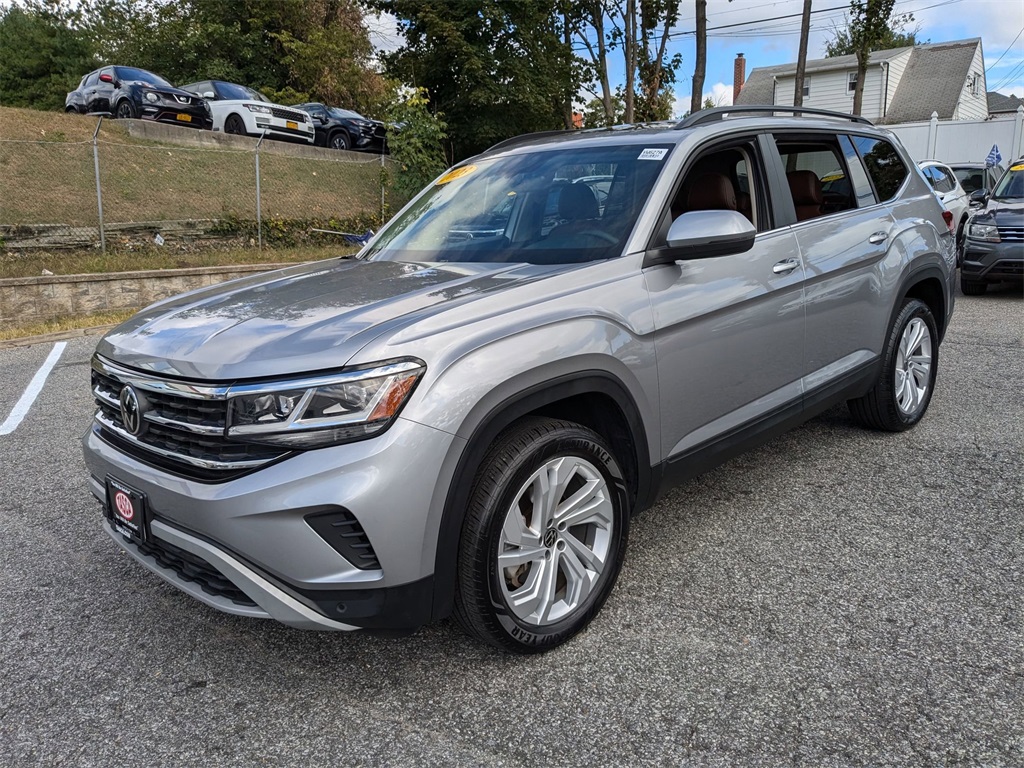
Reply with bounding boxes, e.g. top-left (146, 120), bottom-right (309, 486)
top-left (119, 385), bottom-right (144, 436)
